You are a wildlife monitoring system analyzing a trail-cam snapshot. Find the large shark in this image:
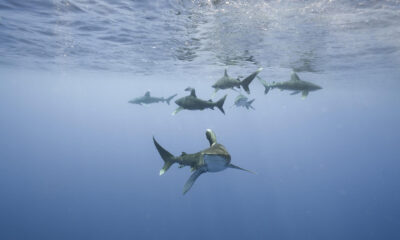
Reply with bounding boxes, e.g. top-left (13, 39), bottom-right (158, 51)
top-left (234, 94), bottom-right (255, 110)
top-left (212, 68), bottom-right (263, 95)
top-left (153, 129), bottom-right (254, 194)
top-left (129, 91), bottom-right (177, 105)
top-left (173, 88), bottom-right (227, 115)
top-left (259, 73), bottom-right (322, 98)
